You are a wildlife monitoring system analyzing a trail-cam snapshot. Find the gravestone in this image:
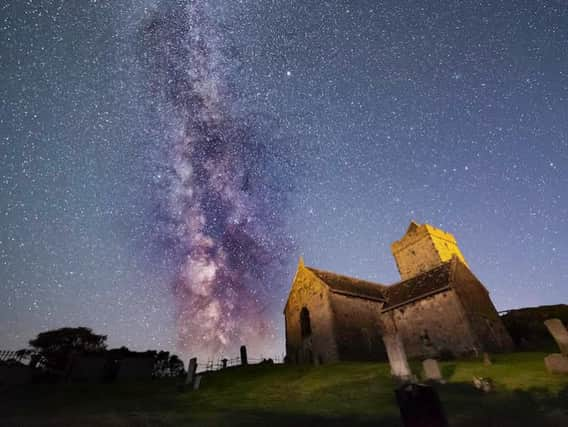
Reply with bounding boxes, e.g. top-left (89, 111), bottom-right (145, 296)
top-left (116, 357), bottom-right (154, 382)
top-left (313, 355), bottom-right (320, 367)
top-left (193, 374), bottom-right (202, 390)
top-left (383, 334), bottom-right (412, 381)
top-left (483, 352), bottom-right (492, 366)
top-left (544, 319), bottom-right (568, 355)
top-left (395, 383), bottom-right (448, 427)
top-left (221, 358), bottom-right (228, 369)
top-left (185, 357), bottom-right (197, 385)
top-left (544, 354), bottom-right (568, 374)
top-left (422, 359), bottom-right (443, 381)
top-left (240, 345), bottom-right (248, 366)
